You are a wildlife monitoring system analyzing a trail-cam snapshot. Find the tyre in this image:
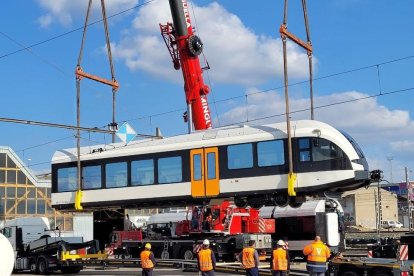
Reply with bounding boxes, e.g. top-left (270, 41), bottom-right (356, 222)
top-left (29, 258), bottom-right (37, 274)
top-left (36, 256), bottom-right (49, 275)
top-left (180, 247), bottom-right (194, 260)
top-left (161, 250), bottom-right (170, 259)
